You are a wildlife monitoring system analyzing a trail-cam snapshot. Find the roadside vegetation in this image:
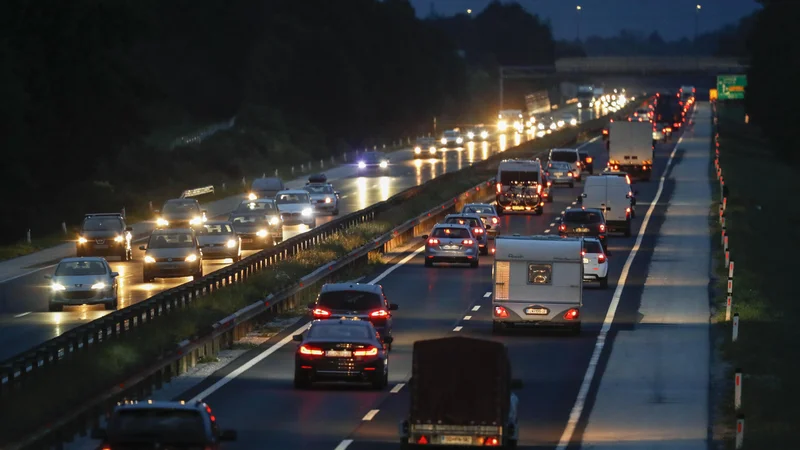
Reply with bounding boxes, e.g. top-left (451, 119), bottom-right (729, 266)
top-left (711, 103), bottom-right (798, 448)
